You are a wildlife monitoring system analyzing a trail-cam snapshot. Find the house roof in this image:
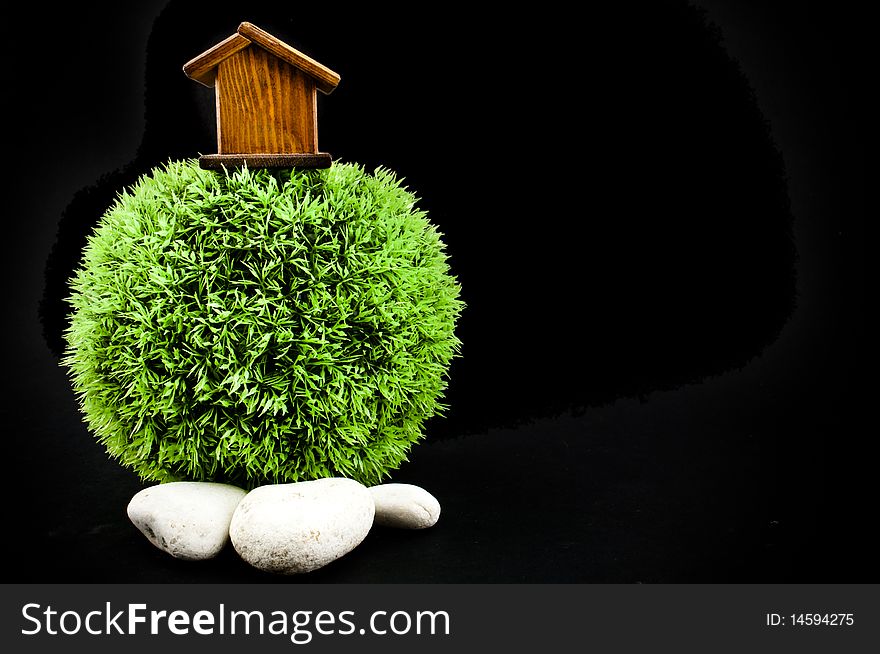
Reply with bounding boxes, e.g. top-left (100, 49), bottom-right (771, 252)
top-left (183, 22), bottom-right (340, 94)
